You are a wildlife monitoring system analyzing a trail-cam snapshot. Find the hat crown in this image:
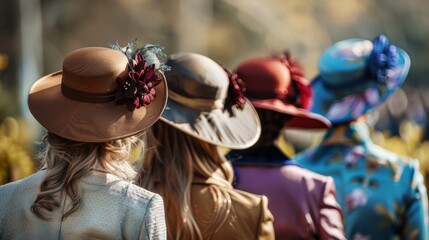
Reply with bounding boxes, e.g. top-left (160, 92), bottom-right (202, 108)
top-left (236, 57), bottom-right (290, 100)
top-left (62, 47), bottom-right (129, 95)
top-left (165, 52), bottom-right (229, 100)
top-left (319, 39), bottom-right (373, 88)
